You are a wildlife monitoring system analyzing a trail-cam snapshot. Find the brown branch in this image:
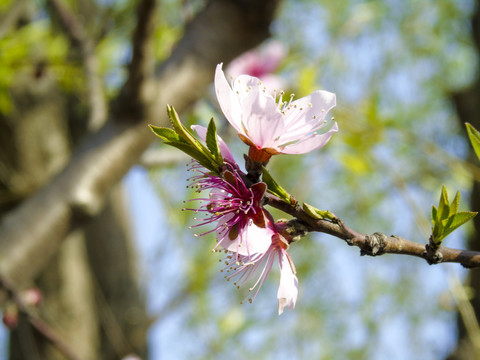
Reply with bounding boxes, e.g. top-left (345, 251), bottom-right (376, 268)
top-left (47, 0), bottom-right (107, 130)
top-left (266, 193), bottom-right (480, 268)
top-left (0, 0), bottom-right (280, 287)
top-left (115, 0), bottom-right (158, 118)
top-left (0, 276), bottom-right (82, 360)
